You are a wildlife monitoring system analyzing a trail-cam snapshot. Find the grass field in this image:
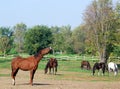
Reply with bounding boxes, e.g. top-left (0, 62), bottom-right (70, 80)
top-left (0, 54), bottom-right (120, 82)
